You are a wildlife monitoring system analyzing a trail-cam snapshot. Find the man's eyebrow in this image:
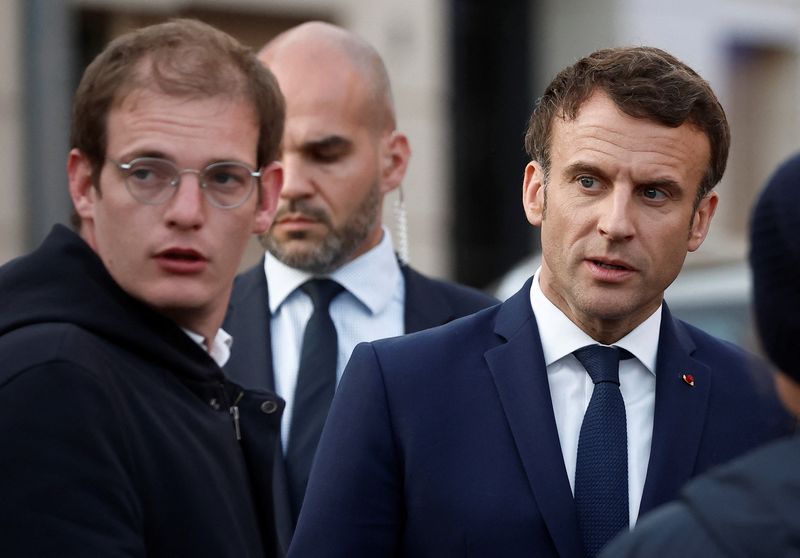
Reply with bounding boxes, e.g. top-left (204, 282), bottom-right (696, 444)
top-left (118, 150), bottom-right (169, 161)
top-left (301, 135), bottom-right (353, 151)
top-left (562, 161), bottom-right (604, 178)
